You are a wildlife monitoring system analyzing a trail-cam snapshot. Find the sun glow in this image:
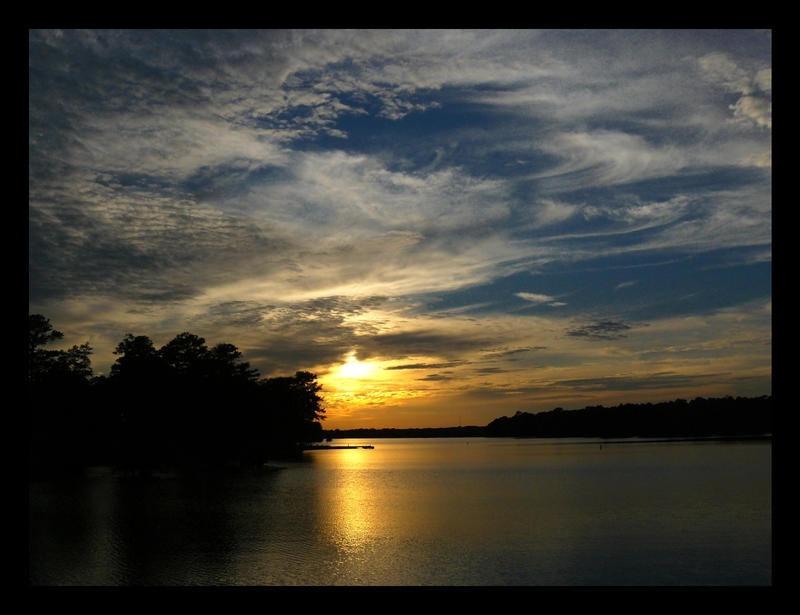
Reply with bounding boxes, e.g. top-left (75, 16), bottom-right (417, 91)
top-left (336, 353), bottom-right (376, 379)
